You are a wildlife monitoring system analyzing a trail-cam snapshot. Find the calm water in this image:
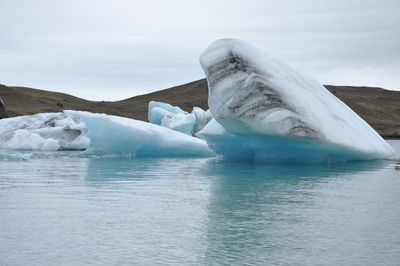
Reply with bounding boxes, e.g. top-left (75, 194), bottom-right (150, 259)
top-left (1, 141), bottom-right (400, 266)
